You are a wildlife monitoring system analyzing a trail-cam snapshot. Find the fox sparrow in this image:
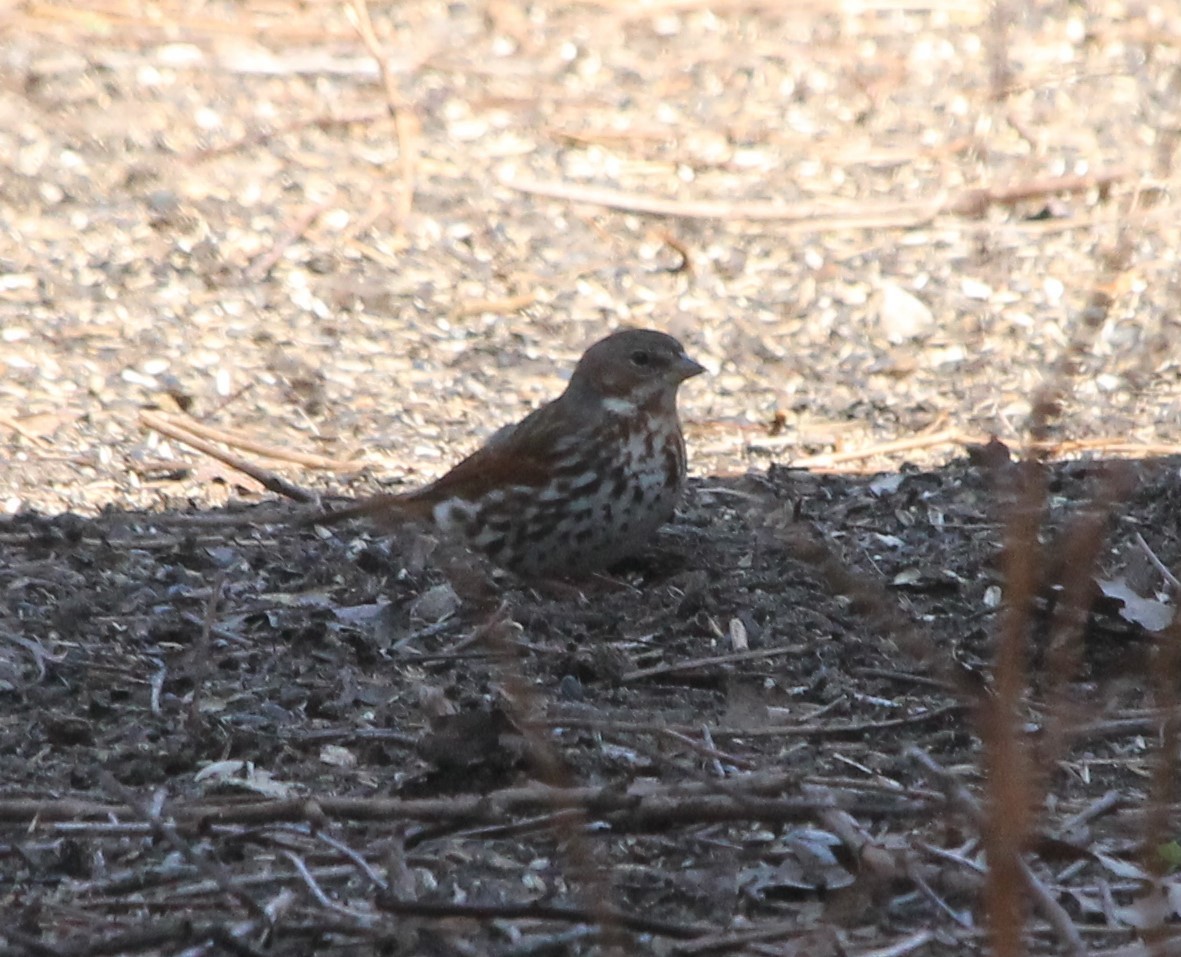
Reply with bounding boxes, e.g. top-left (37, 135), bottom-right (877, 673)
top-left (311, 329), bottom-right (704, 578)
